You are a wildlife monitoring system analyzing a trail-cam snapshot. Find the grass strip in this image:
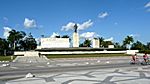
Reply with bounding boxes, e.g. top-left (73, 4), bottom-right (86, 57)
top-left (0, 56), bottom-right (16, 61)
top-left (46, 53), bottom-right (129, 59)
